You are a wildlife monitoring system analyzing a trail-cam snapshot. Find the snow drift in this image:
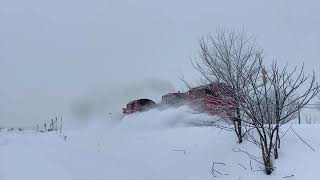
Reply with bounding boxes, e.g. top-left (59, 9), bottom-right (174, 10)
top-left (1, 106), bottom-right (320, 180)
top-left (118, 105), bottom-right (217, 130)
